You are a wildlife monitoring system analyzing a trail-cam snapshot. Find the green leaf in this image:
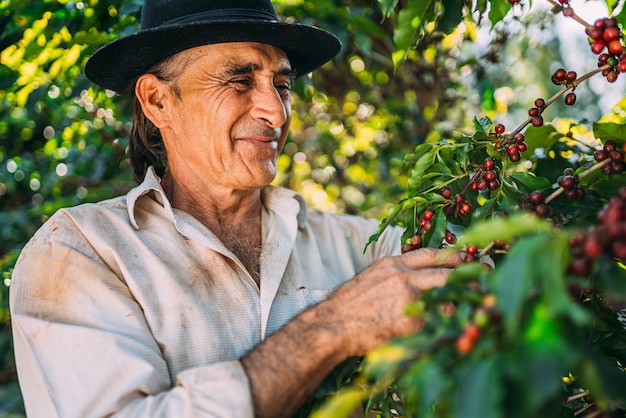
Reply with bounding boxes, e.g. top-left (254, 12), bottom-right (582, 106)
top-left (392, 0), bottom-right (436, 68)
top-left (593, 122), bottom-right (626, 144)
top-left (438, 0), bottom-right (465, 34)
top-left (473, 115), bottom-right (492, 132)
top-left (0, 64), bottom-right (19, 90)
top-left (72, 30), bottom-right (115, 46)
top-left (613, 5), bottom-right (626, 29)
top-left (508, 172), bottom-right (552, 193)
top-left (456, 212), bottom-right (552, 248)
top-left (310, 388), bottom-right (366, 418)
top-left (520, 301), bottom-right (579, 411)
top-left (537, 232), bottom-right (572, 317)
top-left (408, 149), bottom-right (437, 191)
top-left (474, 0), bottom-right (488, 15)
top-left (363, 342), bottom-right (412, 378)
top-left (587, 171), bottom-right (626, 195)
top-left (492, 235), bottom-right (546, 335)
top-left (452, 356), bottom-right (502, 418)
top-left (400, 359), bottom-right (450, 417)
top-left (377, 0), bottom-right (401, 18)
top-left (593, 254), bottom-right (626, 297)
top-left (422, 208), bottom-right (447, 248)
top-left (448, 261), bottom-right (489, 286)
top-left (404, 142), bottom-right (433, 165)
top-left (470, 196), bottom-right (498, 222)
top-left (522, 124), bottom-right (560, 154)
top-left (365, 203), bottom-right (403, 246)
top-left (487, 0), bottom-right (512, 27)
